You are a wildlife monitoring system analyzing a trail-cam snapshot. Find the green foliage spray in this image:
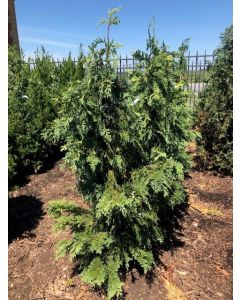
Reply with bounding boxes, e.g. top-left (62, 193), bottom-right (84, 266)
top-left (47, 8), bottom-right (192, 299)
